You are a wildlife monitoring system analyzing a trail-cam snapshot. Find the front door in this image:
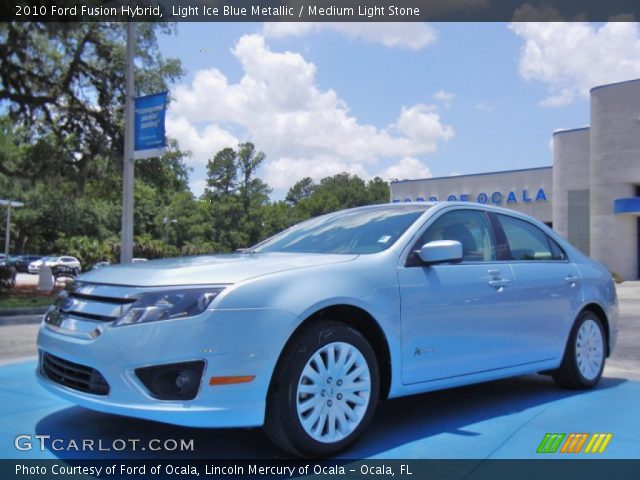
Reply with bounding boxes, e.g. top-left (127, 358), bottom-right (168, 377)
top-left (399, 209), bottom-right (516, 385)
